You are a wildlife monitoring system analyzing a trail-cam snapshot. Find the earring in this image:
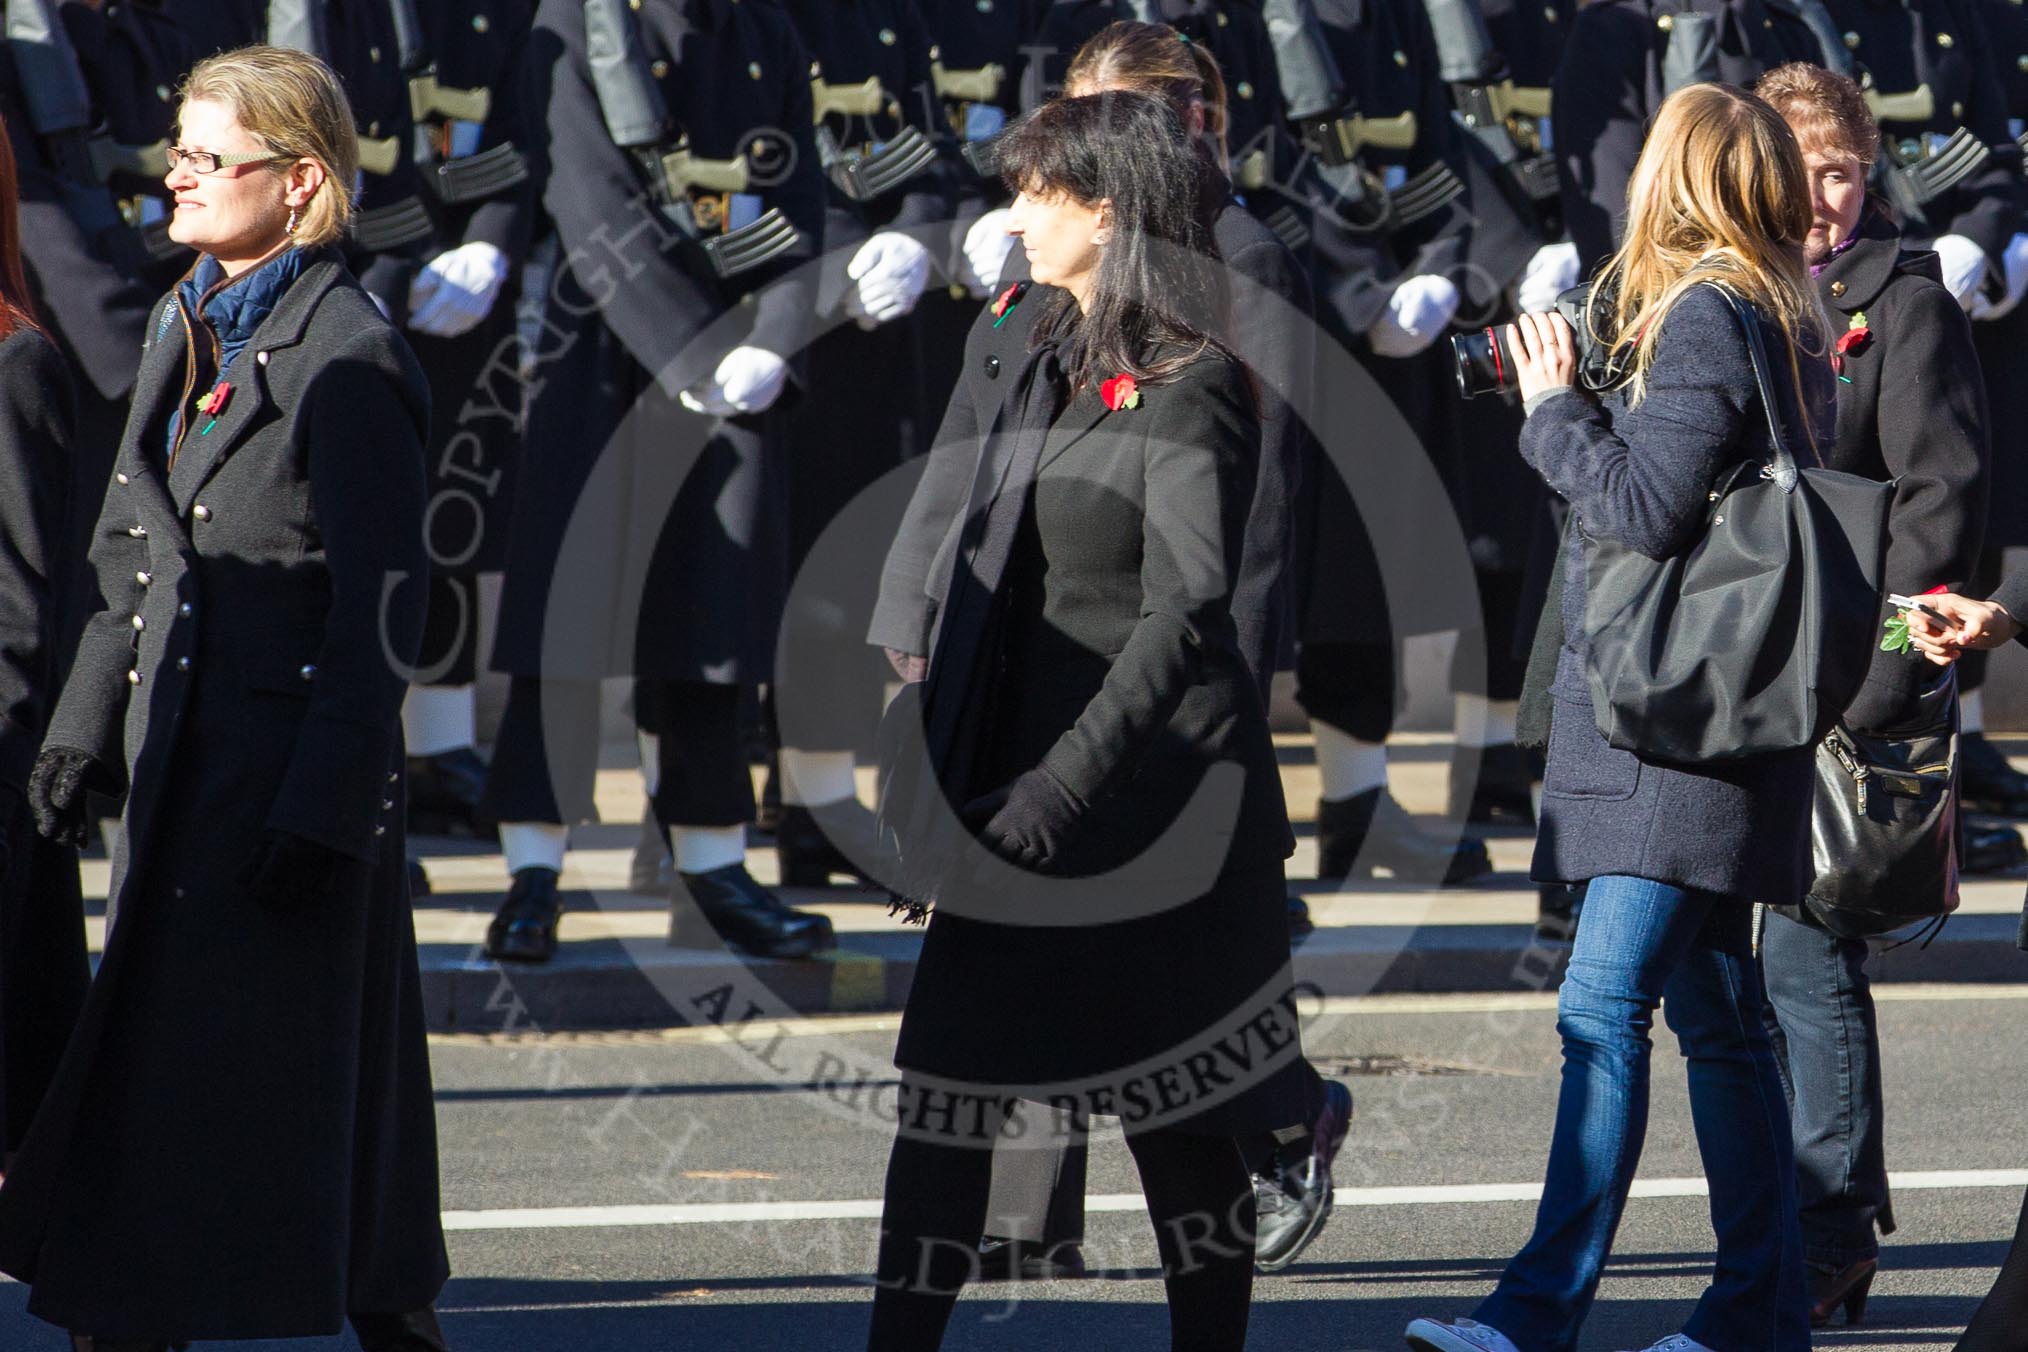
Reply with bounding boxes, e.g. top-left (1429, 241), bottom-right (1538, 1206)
top-left (286, 206), bottom-right (299, 236)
